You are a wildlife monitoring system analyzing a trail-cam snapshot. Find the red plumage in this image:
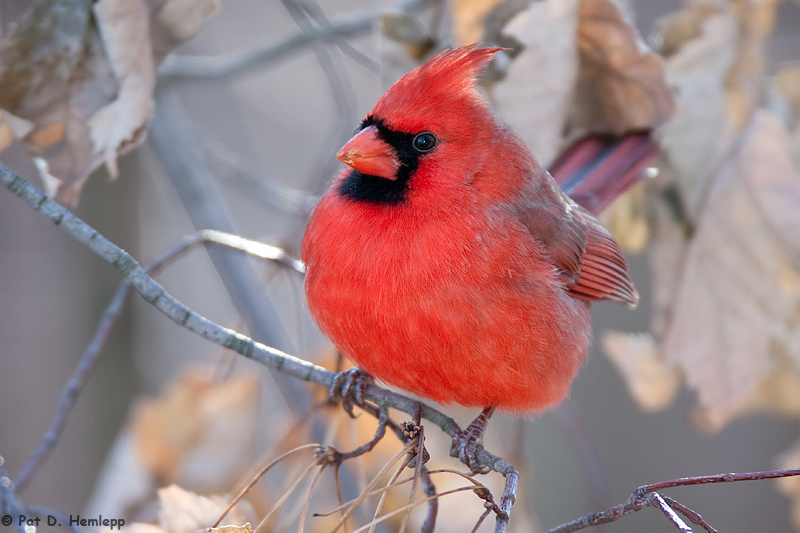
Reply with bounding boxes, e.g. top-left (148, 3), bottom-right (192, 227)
top-left (301, 46), bottom-right (637, 413)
